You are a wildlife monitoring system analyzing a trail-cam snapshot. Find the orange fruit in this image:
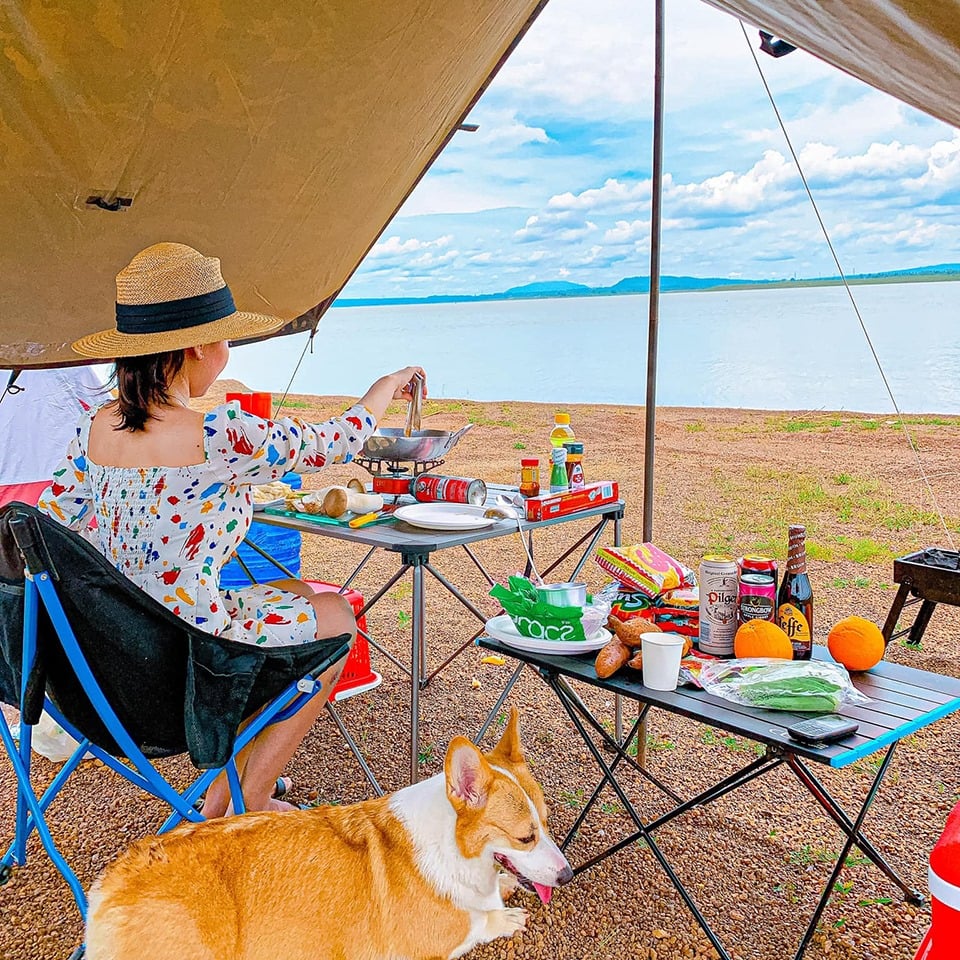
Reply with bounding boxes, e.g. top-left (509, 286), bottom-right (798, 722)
top-left (733, 619), bottom-right (793, 660)
top-left (827, 616), bottom-right (885, 671)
